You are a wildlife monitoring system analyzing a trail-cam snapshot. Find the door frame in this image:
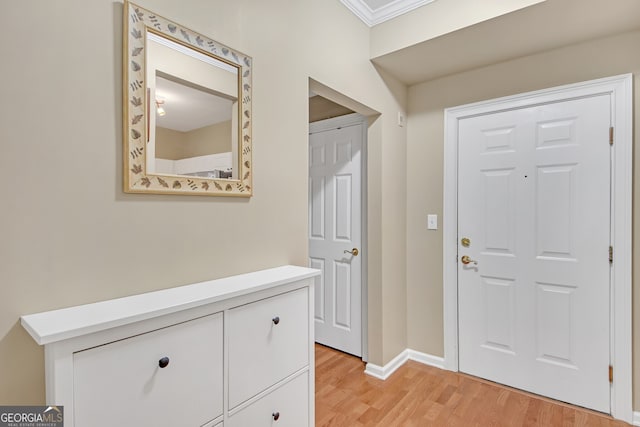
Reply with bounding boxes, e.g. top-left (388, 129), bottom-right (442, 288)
top-left (442, 74), bottom-right (633, 422)
top-left (309, 112), bottom-right (369, 361)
